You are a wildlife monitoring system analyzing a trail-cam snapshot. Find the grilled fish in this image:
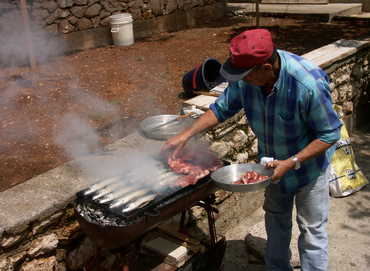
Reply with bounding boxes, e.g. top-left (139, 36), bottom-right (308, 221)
top-left (91, 181), bottom-right (127, 200)
top-left (109, 189), bottom-right (152, 208)
top-left (83, 176), bottom-right (123, 195)
top-left (98, 185), bottom-right (139, 204)
top-left (121, 193), bottom-right (156, 213)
